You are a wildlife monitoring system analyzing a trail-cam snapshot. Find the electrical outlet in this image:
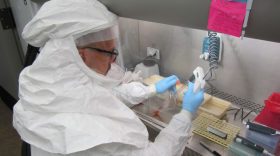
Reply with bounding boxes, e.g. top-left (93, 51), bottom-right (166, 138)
top-left (147, 47), bottom-right (160, 59)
